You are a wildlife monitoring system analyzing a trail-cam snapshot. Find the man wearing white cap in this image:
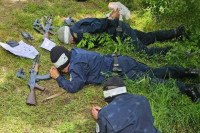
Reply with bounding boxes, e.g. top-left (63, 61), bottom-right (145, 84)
top-left (49, 46), bottom-right (200, 103)
top-left (57, 16), bottom-right (187, 56)
top-left (92, 76), bottom-right (161, 133)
